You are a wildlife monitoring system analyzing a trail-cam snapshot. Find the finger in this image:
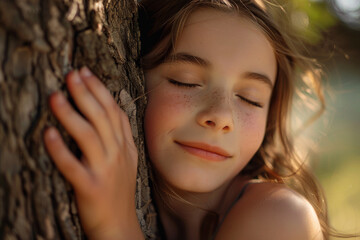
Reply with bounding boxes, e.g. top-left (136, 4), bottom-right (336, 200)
top-left (49, 92), bottom-right (105, 168)
top-left (79, 67), bottom-right (124, 145)
top-left (44, 127), bottom-right (92, 191)
top-left (66, 70), bottom-right (119, 157)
